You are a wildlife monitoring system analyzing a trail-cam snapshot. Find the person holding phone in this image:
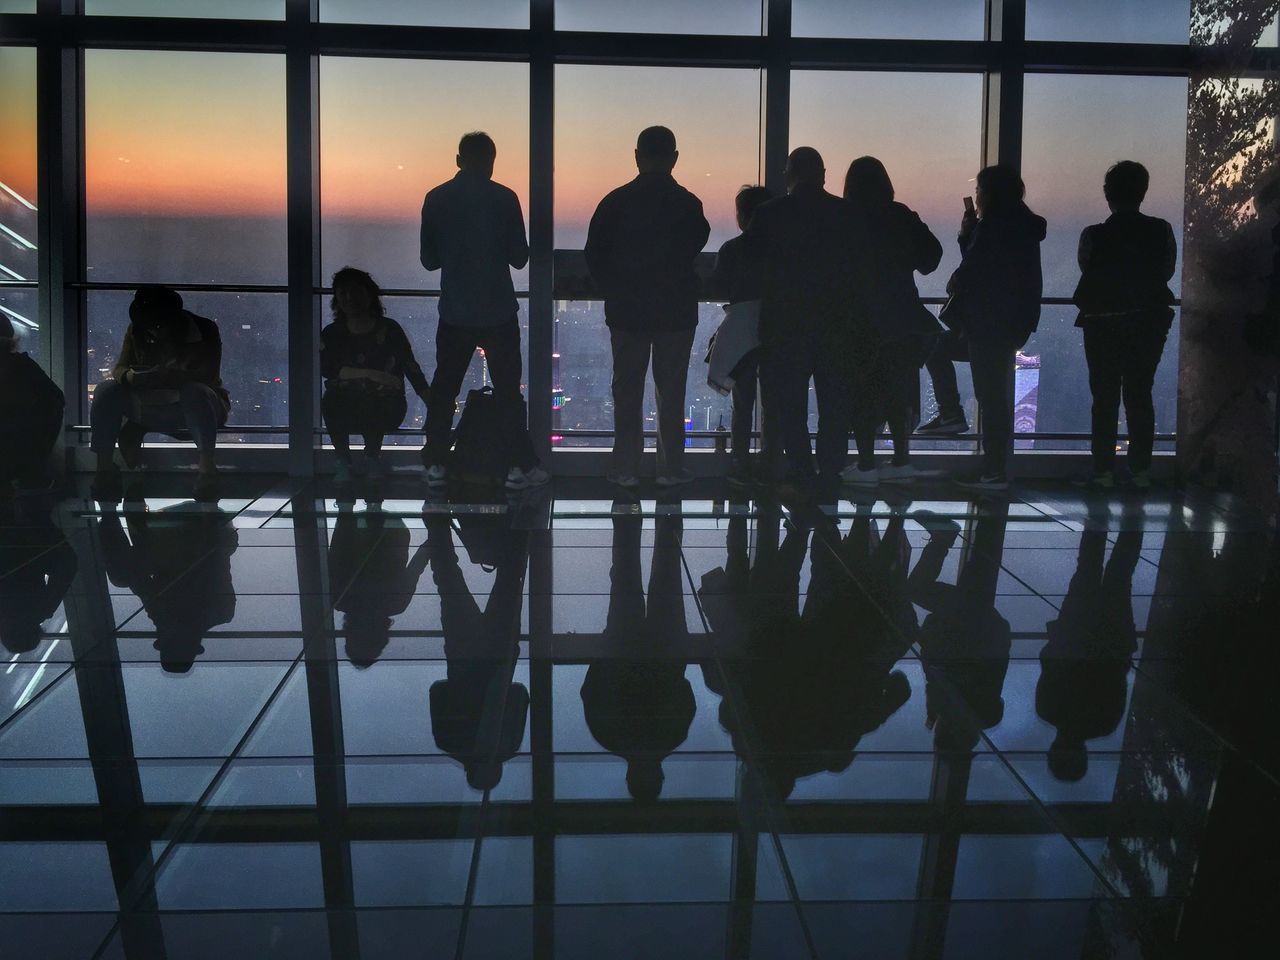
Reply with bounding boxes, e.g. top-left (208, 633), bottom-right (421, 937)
top-left (934, 165), bottom-right (1046, 491)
